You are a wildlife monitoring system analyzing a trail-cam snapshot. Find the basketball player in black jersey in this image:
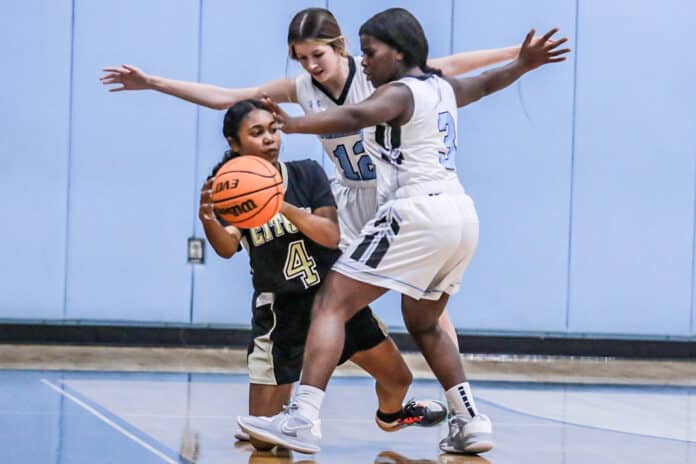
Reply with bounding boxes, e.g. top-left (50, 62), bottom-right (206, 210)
top-left (199, 99), bottom-right (446, 450)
